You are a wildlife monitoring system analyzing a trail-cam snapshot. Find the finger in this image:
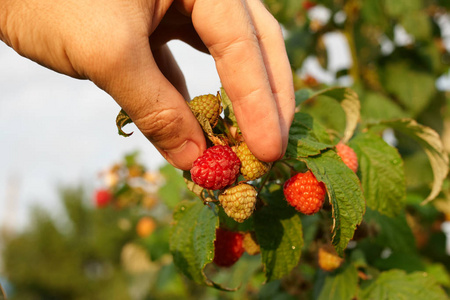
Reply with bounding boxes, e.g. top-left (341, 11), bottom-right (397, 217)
top-left (191, 0), bottom-right (284, 162)
top-left (152, 44), bottom-right (190, 100)
top-left (91, 37), bottom-right (206, 170)
top-left (245, 0), bottom-right (295, 155)
top-left (150, 5), bottom-right (209, 54)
